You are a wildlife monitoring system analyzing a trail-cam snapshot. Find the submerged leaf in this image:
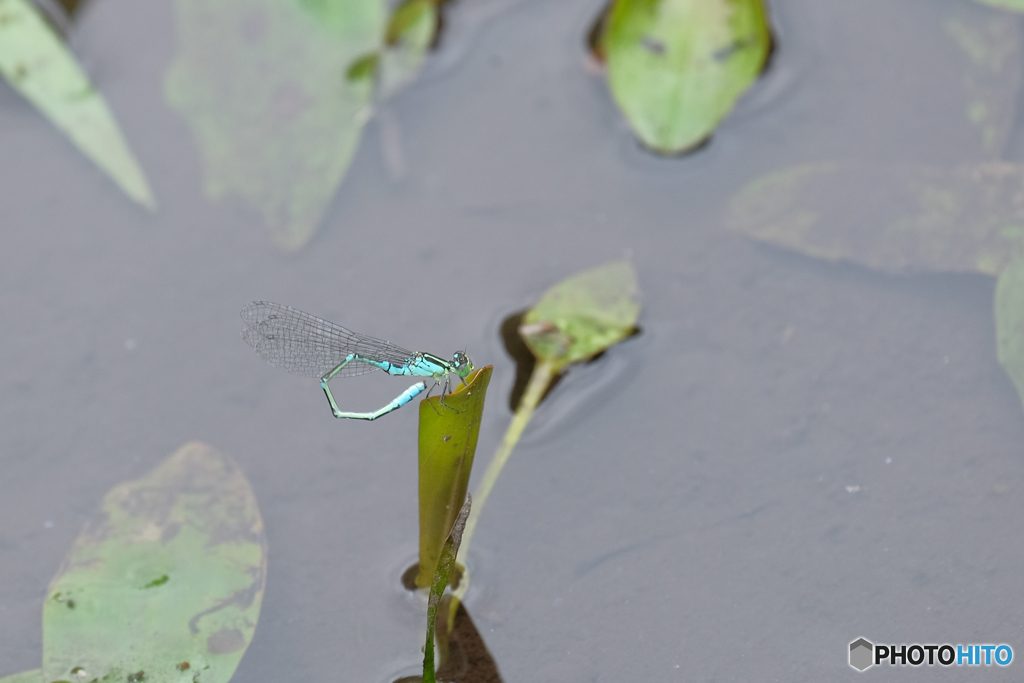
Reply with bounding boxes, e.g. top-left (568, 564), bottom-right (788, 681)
top-left (521, 260), bottom-right (641, 371)
top-left (0, 0), bottom-right (155, 207)
top-left (728, 162), bottom-right (1024, 276)
top-left (42, 442), bottom-right (266, 683)
top-left (416, 366), bottom-right (491, 588)
top-left (970, 0), bottom-right (1024, 13)
top-left (731, 161), bottom-right (1024, 419)
top-left (600, 0), bottom-right (771, 153)
top-left (164, 0), bottom-right (385, 250)
top-left (943, 11), bottom-right (1022, 155)
top-left (996, 257), bottom-right (1024, 409)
